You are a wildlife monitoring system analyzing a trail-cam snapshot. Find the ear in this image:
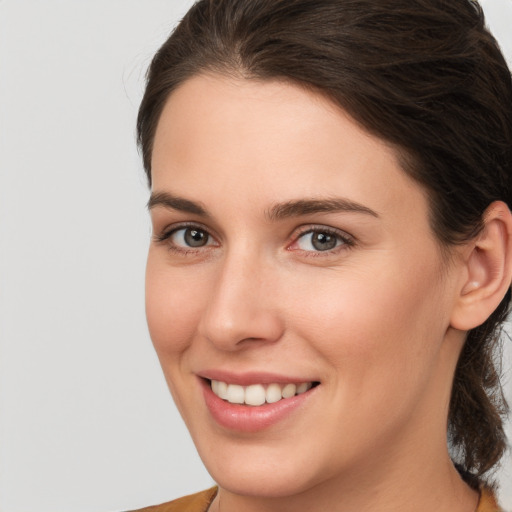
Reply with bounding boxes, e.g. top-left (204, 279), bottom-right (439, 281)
top-left (450, 201), bottom-right (512, 331)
